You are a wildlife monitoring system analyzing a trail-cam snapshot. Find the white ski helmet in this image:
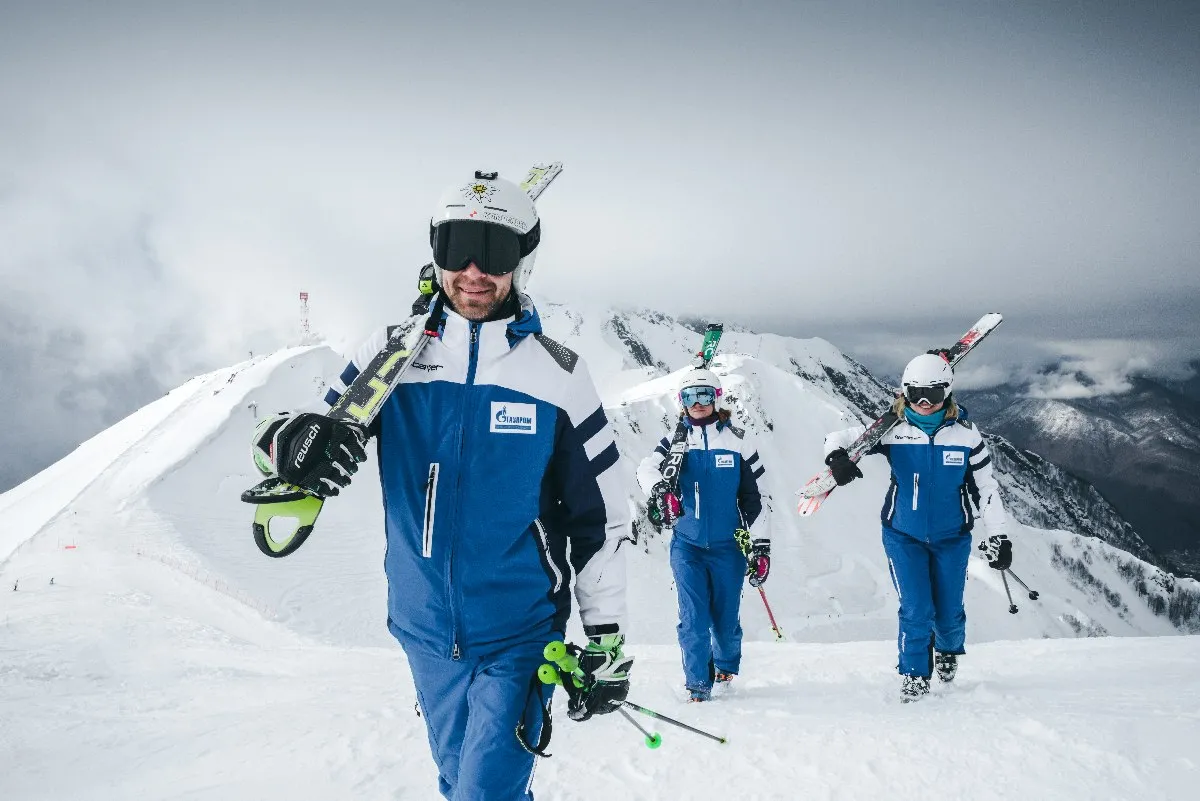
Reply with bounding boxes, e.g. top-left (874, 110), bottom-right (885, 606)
top-left (429, 171), bottom-right (541, 291)
top-left (901, 353), bottom-right (954, 396)
top-left (676, 367), bottom-right (723, 407)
